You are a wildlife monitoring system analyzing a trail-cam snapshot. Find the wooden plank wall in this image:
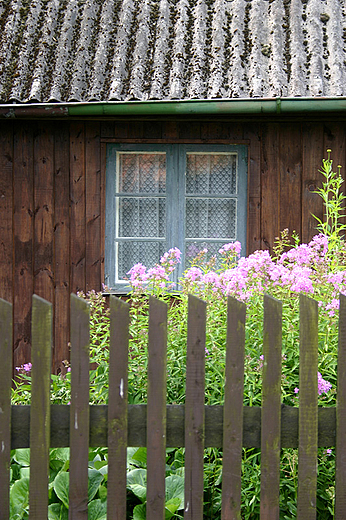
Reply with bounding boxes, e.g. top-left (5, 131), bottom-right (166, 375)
top-left (0, 119), bottom-right (344, 369)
